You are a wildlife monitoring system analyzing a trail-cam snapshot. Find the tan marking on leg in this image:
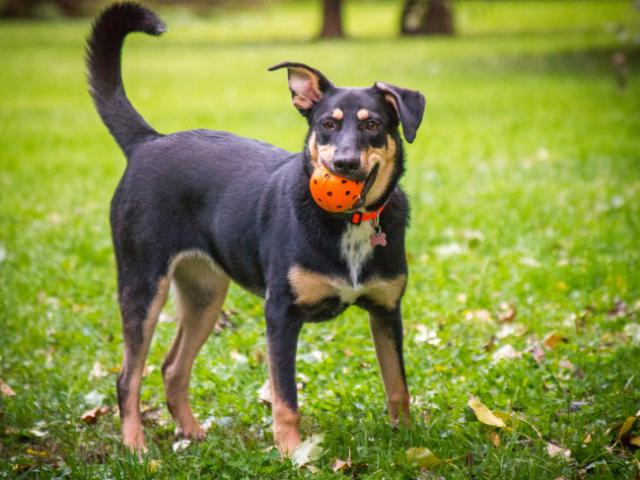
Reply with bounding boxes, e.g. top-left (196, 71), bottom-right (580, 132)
top-left (361, 135), bottom-right (397, 207)
top-left (331, 108), bottom-right (344, 120)
top-left (357, 108), bottom-right (369, 120)
top-left (365, 274), bottom-right (406, 310)
top-left (268, 370), bottom-right (301, 456)
top-left (120, 276), bottom-right (170, 452)
top-left (369, 314), bottom-right (410, 426)
top-left (162, 254), bottom-right (229, 440)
